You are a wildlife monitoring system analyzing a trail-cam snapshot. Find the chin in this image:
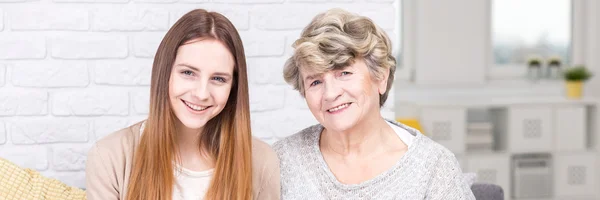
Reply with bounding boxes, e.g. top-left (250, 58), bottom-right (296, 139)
top-left (179, 118), bottom-right (209, 130)
top-left (323, 117), bottom-right (357, 132)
